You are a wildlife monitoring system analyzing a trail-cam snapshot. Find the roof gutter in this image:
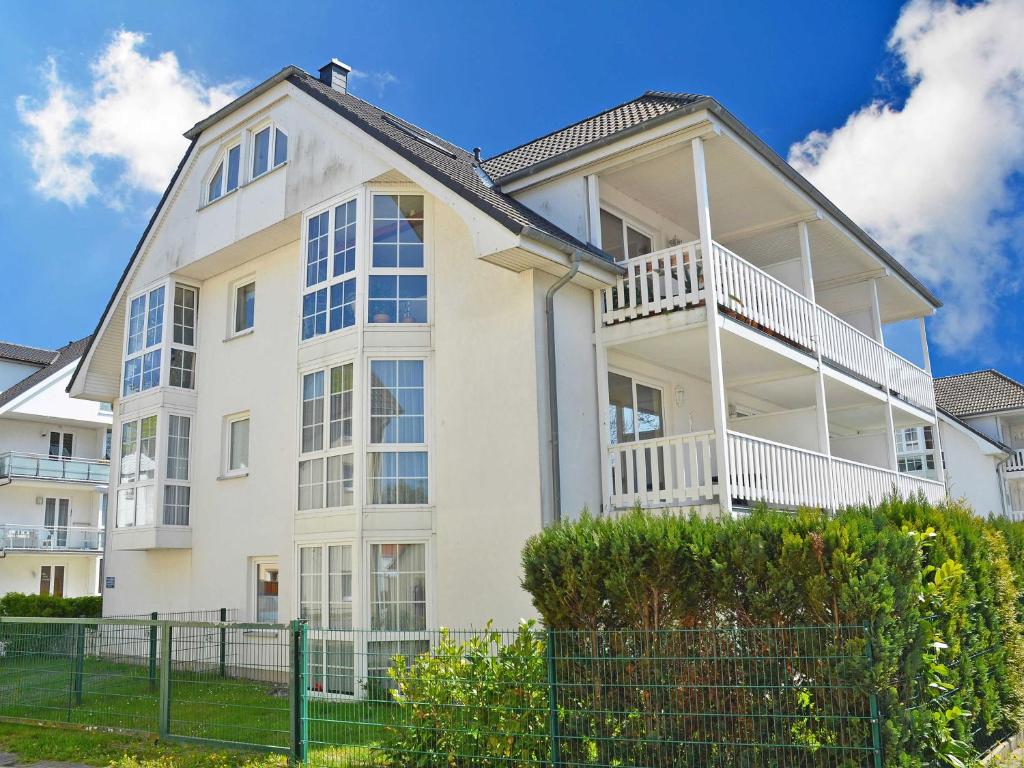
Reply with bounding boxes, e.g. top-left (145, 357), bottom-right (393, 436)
top-left (521, 225), bottom-right (623, 276)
